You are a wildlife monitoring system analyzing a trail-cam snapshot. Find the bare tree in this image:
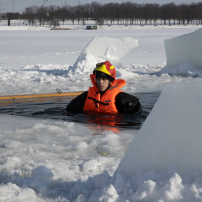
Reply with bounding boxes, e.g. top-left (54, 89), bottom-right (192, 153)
top-left (152, 3), bottom-right (160, 25)
top-left (37, 6), bottom-right (47, 26)
top-left (57, 5), bottom-right (70, 25)
top-left (69, 6), bottom-right (76, 25)
top-left (195, 3), bottom-right (202, 25)
top-left (47, 5), bottom-right (60, 28)
top-left (23, 6), bottom-right (37, 26)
